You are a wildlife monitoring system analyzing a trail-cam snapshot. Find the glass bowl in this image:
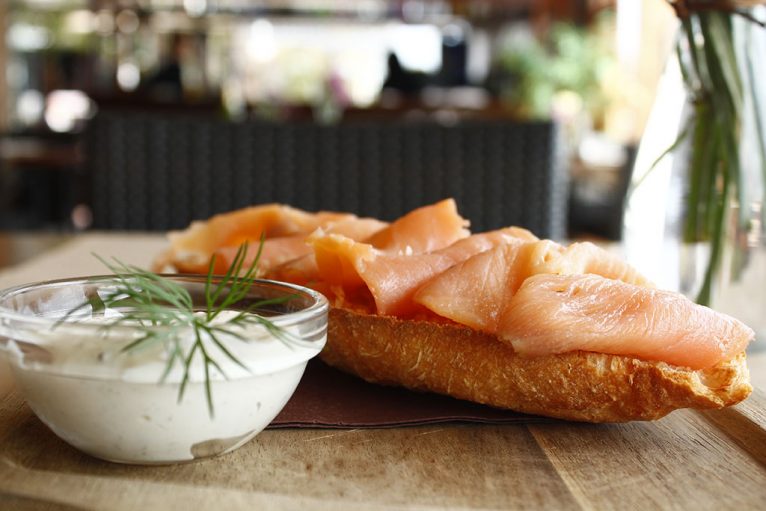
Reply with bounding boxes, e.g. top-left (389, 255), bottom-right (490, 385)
top-left (0, 275), bottom-right (328, 464)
